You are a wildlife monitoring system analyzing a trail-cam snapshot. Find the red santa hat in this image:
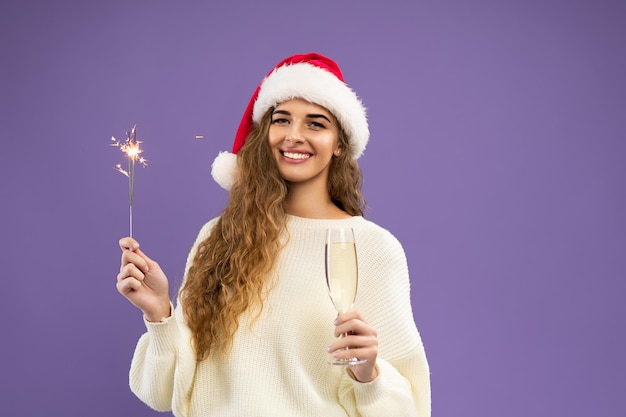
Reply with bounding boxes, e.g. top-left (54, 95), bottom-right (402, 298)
top-left (211, 52), bottom-right (369, 190)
